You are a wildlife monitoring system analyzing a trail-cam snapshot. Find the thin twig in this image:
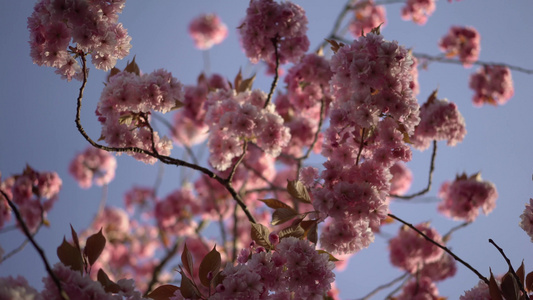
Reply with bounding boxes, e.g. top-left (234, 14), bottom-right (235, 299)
top-left (355, 128), bottom-right (366, 166)
top-left (354, 272), bottom-right (410, 300)
top-left (295, 99), bottom-right (326, 178)
top-left (388, 213), bottom-right (489, 285)
top-left (391, 140), bottom-right (437, 200)
top-left (226, 141), bottom-right (248, 184)
top-left (442, 222), bottom-right (470, 243)
top-left (232, 204), bottom-right (239, 263)
top-left (413, 52), bottom-right (533, 75)
top-left (144, 239), bottom-right (181, 296)
top-left (264, 37), bottom-right (280, 109)
top-left (488, 239), bottom-right (528, 297)
top-left (1, 190), bottom-right (69, 300)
